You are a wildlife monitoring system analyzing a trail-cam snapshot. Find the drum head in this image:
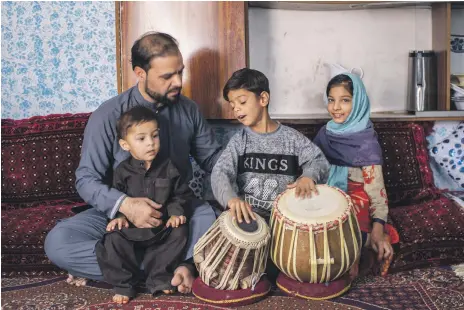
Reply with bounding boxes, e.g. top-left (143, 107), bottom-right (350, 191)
top-left (220, 211), bottom-right (270, 247)
top-left (275, 185), bottom-right (350, 225)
